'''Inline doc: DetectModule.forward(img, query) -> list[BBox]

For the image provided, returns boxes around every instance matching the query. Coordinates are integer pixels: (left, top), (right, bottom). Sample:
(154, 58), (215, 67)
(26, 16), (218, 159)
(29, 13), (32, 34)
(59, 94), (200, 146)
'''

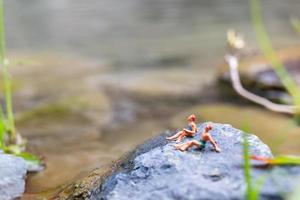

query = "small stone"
(0, 154), (27, 200)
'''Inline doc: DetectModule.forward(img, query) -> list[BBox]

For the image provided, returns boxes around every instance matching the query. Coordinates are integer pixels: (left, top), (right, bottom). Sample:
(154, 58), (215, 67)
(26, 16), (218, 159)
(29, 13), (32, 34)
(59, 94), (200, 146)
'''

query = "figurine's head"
(205, 124), (213, 132)
(187, 114), (196, 122)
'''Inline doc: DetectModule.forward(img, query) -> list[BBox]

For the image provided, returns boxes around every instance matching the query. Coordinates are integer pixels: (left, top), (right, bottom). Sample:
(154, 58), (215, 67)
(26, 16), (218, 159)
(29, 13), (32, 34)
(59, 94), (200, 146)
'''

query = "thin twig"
(225, 54), (297, 114)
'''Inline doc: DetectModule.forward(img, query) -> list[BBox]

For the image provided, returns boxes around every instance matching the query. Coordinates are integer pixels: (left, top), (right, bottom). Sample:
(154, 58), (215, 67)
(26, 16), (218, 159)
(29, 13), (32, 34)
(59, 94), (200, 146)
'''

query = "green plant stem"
(252, 176), (265, 200)
(250, 0), (300, 116)
(0, 1), (41, 168)
(0, 0), (16, 142)
(243, 133), (253, 200)
(0, 105), (5, 148)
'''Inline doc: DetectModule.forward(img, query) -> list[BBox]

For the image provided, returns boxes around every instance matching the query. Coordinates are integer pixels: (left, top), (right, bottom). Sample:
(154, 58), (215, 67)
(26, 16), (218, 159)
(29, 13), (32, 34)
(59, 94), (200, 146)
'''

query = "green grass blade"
(270, 155), (300, 165)
(243, 133), (252, 200)
(0, 1), (41, 170)
(243, 133), (262, 200)
(0, 106), (5, 148)
(15, 152), (41, 165)
(4, 145), (41, 164)
(251, 154), (300, 165)
(15, 151), (43, 172)
(241, 122), (254, 199)
(252, 176), (265, 200)
(0, 0), (16, 141)
(250, 0), (300, 114)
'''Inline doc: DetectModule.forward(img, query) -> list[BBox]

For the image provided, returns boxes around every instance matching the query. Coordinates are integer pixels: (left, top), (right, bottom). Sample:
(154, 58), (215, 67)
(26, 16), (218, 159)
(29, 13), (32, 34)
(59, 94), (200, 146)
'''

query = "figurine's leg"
(166, 131), (183, 141)
(190, 140), (201, 149)
(174, 143), (188, 151)
(174, 140), (200, 151)
(176, 133), (186, 143)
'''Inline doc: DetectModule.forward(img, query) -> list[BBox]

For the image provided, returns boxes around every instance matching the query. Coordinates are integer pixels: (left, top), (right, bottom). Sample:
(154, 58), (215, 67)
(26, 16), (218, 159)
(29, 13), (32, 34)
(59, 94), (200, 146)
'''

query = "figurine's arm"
(208, 135), (221, 152)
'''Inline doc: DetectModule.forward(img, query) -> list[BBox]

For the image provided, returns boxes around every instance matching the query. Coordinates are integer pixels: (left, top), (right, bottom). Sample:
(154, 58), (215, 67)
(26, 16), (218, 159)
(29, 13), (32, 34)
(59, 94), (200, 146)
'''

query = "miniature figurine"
(174, 124), (221, 153)
(166, 114), (198, 143)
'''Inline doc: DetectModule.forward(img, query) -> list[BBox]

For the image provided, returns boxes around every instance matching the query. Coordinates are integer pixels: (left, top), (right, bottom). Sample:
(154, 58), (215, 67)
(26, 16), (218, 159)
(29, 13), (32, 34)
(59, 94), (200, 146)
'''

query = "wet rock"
(55, 122), (300, 200)
(170, 103), (300, 155)
(0, 153), (27, 200)
(218, 47), (300, 104)
(98, 123), (275, 200)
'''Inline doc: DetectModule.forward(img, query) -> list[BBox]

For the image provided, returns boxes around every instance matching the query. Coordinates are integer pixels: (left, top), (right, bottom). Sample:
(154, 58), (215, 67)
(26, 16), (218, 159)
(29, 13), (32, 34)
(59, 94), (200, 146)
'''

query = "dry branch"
(225, 55), (297, 114)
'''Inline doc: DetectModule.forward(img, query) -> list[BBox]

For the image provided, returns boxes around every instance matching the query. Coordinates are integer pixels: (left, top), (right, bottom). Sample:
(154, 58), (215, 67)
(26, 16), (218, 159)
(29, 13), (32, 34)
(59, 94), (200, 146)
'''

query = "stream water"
(3, 0), (300, 197)
(6, 0), (300, 68)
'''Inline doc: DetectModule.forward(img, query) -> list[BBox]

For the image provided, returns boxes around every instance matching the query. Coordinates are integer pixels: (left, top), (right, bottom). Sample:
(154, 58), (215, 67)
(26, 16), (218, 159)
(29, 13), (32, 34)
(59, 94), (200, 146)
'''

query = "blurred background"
(3, 0), (300, 195)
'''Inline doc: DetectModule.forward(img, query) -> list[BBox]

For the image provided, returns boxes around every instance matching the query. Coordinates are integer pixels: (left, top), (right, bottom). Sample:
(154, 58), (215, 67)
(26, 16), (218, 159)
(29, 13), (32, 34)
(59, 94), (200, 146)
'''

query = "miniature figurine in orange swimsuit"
(166, 114), (198, 143)
(174, 124), (221, 153)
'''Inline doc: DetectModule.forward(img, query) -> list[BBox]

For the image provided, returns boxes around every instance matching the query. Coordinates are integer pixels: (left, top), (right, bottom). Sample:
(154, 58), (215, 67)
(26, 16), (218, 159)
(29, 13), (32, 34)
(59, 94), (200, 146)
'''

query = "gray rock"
(96, 123), (300, 200)
(0, 153), (27, 200)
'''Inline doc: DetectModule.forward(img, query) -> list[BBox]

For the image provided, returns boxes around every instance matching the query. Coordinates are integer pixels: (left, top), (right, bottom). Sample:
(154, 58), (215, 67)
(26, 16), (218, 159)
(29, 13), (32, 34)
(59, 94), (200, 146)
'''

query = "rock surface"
(0, 153), (27, 200)
(95, 122), (300, 200)
(169, 104), (300, 155)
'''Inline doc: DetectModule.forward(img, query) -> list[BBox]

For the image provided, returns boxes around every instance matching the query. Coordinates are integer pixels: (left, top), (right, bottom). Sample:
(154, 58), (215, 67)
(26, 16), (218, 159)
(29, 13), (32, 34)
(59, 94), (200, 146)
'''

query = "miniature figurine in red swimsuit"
(166, 114), (198, 143)
(174, 124), (221, 153)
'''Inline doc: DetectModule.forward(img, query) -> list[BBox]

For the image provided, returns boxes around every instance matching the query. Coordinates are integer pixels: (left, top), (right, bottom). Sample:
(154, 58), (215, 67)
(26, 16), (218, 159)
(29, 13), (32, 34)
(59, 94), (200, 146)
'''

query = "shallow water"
(5, 0), (300, 67)
(3, 0), (300, 196)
